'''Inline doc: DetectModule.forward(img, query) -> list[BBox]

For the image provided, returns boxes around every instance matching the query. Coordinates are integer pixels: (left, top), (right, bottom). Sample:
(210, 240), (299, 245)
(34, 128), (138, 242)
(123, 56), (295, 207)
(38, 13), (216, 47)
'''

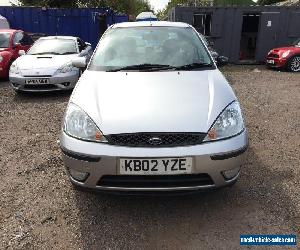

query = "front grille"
(268, 53), (279, 58)
(23, 84), (56, 90)
(106, 133), (207, 147)
(97, 174), (214, 188)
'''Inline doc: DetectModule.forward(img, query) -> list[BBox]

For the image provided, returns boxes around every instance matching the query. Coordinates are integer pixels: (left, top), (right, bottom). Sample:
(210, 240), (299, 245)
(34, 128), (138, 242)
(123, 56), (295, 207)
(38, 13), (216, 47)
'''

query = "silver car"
(9, 36), (93, 92)
(60, 21), (248, 193)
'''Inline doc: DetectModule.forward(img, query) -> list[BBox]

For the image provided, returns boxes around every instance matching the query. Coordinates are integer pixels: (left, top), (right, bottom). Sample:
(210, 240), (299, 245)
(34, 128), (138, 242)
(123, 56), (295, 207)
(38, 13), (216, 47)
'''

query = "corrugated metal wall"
(0, 7), (129, 47)
(169, 6), (300, 63)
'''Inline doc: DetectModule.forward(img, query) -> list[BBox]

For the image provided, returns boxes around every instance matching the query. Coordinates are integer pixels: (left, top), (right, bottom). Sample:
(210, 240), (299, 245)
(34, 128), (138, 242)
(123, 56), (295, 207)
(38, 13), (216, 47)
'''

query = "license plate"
(267, 59), (274, 64)
(119, 157), (193, 175)
(25, 78), (49, 84)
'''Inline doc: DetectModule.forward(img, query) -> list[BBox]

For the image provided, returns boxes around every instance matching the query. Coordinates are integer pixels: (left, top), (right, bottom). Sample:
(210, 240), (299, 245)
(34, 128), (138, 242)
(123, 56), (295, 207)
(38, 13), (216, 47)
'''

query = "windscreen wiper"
(107, 64), (174, 72)
(60, 52), (77, 55)
(30, 52), (61, 55)
(174, 62), (213, 70)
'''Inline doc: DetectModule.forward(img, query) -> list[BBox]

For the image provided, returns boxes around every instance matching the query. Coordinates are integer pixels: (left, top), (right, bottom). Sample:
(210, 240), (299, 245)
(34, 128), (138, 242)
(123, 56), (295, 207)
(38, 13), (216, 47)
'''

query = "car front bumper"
(60, 130), (248, 192)
(266, 57), (287, 68)
(9, 71), (79, 92)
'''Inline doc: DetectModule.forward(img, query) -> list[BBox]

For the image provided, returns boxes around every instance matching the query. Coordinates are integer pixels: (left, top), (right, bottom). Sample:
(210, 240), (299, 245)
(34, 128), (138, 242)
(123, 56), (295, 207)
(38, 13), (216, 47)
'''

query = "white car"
(9, 36), (93, 92)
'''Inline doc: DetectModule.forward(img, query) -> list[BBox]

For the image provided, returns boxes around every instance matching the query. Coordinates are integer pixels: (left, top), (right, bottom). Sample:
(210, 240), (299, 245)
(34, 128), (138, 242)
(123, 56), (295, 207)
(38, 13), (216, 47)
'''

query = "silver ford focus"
(60, 21), (248, 193)
(9, 36), (93, 92)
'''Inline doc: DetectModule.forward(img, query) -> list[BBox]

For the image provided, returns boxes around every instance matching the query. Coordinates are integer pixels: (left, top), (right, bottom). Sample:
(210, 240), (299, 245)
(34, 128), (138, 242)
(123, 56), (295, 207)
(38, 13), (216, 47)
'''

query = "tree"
(18, 0), (78, 8)
(18, 0), (153, 16)
(93, 0), (153, 16)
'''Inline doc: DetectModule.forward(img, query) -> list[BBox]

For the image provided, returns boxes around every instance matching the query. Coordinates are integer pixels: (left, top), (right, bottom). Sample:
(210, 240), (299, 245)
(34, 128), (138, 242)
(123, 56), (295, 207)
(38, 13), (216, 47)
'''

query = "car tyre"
(287, 56), (300, 72)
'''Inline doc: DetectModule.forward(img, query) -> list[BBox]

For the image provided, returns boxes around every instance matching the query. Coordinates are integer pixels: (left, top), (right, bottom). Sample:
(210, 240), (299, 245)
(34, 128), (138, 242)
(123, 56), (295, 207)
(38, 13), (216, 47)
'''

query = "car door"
(255, 12), (280, 62)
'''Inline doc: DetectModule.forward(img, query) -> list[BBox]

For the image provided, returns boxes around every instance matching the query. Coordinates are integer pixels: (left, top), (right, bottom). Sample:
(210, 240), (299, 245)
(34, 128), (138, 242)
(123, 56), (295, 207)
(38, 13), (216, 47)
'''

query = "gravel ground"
(0, 65), (299, 249)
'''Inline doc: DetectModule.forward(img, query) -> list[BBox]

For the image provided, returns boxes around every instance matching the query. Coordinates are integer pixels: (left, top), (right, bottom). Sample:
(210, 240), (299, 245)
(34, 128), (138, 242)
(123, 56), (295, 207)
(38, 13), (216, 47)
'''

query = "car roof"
(112, 21), (191, 29)
(39, 36), (77, 40)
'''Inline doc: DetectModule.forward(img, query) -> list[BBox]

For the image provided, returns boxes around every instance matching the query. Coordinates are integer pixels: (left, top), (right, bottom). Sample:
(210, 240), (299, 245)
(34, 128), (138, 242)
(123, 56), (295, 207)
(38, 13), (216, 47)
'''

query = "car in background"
(0, 29), (33, 78)
(9, 36), (93, 92)
(60, 21), (248, 193)
(266, 38), (300, 72)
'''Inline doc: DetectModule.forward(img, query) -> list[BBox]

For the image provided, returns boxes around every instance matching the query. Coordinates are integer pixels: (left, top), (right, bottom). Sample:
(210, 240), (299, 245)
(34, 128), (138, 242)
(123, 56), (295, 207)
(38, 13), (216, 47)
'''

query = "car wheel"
(287, 56), (300, 72)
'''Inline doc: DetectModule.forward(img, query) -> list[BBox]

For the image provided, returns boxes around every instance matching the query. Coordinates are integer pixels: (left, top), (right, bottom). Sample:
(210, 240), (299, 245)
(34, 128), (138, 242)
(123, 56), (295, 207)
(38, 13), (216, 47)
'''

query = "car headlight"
(64, 103), (107, 142)
(204, 101), (245, 141)
(0, 55), (3, 63)
(10, 64), (20, 74)
(282, 50), (290, 58)
(58, 63), (74, 74)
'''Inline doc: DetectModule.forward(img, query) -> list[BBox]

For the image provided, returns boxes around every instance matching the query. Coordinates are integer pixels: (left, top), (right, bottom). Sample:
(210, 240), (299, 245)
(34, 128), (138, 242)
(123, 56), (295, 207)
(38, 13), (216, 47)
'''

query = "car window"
(0, 32), (11, 48)
(89, 26), (213, 71)
(77, 38), (86, 52)
(27, 38), (78, 55)
(13, 32), (24, 45)
(21, 33), (34, 45)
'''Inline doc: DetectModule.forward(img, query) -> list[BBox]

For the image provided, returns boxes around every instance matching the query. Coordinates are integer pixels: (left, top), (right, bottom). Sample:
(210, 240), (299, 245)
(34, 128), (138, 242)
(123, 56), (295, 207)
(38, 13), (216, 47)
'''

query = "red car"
(0, 29), (34, 78)
(266, 38), (300, 72)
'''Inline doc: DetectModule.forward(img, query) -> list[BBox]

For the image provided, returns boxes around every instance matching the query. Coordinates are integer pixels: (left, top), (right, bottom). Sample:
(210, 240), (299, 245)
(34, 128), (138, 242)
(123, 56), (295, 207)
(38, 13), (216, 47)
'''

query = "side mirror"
(216, 56), (229, 67)
(72, 57), (87, 68)
(18, 50), (26, 56)
(211, 51), (219, 60)
(208, 40), (215, 47)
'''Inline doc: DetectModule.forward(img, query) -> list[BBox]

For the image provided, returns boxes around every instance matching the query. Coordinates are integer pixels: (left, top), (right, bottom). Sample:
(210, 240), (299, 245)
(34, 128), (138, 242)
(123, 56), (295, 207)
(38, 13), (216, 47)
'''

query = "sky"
(0, 0), (11, 5)
(149, 0), (169, 11)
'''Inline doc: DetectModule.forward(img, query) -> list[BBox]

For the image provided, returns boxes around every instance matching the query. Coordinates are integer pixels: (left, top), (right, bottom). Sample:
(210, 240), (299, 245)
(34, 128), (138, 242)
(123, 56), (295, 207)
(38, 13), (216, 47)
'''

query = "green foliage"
(78, 0), (152, 16)
(18, 0), (152, 16)
(18, 0), (78, 8)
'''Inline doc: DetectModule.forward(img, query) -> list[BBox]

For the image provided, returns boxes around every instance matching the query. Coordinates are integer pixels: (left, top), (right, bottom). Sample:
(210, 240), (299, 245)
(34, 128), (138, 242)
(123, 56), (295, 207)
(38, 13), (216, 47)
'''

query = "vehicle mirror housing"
(208, 40), (215, 47)
(18, 50), (26, 56)
(216, 56), (229, 67)
(72, 57), (87, 68)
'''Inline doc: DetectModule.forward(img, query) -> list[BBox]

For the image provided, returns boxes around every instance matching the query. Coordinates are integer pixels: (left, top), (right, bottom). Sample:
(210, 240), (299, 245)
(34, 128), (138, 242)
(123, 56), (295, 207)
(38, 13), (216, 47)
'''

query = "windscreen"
(89, 26), (213, 71)
(0, 33), (11, 48)
(27, 38), (77, 55)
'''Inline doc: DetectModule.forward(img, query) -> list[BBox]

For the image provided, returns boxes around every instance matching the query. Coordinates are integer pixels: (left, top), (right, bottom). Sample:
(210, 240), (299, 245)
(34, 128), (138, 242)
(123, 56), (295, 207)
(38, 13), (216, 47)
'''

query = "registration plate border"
(117, 156), (195, 175)
(25, 78), (50, 85)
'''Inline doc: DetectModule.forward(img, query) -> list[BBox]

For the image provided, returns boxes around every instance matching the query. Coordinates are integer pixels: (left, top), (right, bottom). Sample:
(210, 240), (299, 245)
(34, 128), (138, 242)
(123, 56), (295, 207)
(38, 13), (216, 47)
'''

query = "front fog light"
(69, 169), (89, 182)
(222, 167), (240, 180)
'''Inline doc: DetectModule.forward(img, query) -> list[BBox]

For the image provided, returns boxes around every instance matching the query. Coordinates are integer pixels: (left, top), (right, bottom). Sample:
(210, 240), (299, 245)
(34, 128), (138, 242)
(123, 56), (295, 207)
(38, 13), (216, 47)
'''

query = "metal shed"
(169, 6), (300, 63)
(0, 7), (128, 47)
